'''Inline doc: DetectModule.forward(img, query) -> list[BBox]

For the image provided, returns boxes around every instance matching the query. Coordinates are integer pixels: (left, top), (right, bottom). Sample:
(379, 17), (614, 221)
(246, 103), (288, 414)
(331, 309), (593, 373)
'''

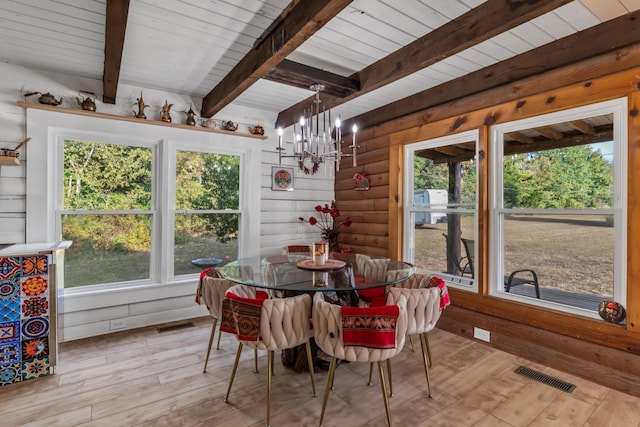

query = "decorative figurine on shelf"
(353, 172), (370, 191)
(24, 91), (63, 106)
(159, 100), (173, 123)
(221, 120), (238, 132)
(200, 118), (214, 128)
(132, 93), (149, 119)
(249, 125), (264, 135)
(184, 106), (197, 126)
(76, 93), (96, 111)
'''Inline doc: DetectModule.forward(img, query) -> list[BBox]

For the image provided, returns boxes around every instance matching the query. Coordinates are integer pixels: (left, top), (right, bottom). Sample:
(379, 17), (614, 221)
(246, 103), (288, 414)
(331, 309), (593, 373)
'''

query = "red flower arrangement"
(299, 201), (352, 252)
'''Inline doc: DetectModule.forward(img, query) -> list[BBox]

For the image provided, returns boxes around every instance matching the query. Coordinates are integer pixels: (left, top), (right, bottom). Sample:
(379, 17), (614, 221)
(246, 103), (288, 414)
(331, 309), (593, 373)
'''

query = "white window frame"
(489, 97), (627, 317)
(403, 129), (479, 292)
(26, 108), (261, 308)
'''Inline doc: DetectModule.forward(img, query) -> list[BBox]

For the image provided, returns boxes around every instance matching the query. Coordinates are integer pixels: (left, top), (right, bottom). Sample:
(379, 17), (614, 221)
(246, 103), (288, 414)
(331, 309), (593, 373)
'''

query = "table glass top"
(219, 255), (415, 292)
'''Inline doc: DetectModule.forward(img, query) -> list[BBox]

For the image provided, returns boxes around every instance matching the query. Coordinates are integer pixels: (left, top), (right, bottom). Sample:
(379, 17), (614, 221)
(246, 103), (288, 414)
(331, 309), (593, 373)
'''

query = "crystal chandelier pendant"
(276, 83), (358, 175)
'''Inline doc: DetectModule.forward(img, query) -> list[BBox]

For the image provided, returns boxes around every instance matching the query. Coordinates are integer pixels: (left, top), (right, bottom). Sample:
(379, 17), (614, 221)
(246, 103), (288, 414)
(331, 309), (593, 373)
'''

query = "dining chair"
(222, 284), (316, 427)
(385, 274), (449, 397)
(196, 273), (259, 373)
(312, 292), (408, 427)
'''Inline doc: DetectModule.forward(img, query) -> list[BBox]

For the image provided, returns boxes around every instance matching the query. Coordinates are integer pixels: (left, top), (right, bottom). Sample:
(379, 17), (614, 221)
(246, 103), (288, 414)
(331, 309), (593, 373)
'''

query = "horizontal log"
(339, 243), (388, 258)
(336, 184), (389, 201)
(342, 222), (388, 237)
(336, 159), (391, 179)
(335, 171), (389, 191)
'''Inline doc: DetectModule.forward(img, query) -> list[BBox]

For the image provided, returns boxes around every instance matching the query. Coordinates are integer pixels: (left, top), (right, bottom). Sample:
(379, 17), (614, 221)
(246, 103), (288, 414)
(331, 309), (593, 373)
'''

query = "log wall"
(334, 46), (640, 396)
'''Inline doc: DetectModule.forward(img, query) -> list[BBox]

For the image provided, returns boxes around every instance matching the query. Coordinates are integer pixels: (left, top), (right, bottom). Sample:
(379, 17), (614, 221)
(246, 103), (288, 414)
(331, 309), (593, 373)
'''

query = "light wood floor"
(2, 316), (639, 427)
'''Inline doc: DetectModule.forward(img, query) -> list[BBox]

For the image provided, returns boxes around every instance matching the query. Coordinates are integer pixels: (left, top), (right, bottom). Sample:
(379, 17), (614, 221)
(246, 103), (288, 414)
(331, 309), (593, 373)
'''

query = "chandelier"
(276, 83), (358, 175)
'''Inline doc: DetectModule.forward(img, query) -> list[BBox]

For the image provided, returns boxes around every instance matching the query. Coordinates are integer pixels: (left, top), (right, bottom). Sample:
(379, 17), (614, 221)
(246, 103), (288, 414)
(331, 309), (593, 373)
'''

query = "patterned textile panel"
(0, 255), (51, 386)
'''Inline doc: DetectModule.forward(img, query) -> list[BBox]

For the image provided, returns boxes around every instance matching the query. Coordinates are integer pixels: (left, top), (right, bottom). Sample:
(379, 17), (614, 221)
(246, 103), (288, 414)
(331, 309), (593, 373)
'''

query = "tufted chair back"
(223, 284), (316, 426)
(363, 258), (390, 283)
(386, 270), (430, 289)
(313, 291), (407, 426)
(197, 275), (235, 373)
(386, 285), (441, 336)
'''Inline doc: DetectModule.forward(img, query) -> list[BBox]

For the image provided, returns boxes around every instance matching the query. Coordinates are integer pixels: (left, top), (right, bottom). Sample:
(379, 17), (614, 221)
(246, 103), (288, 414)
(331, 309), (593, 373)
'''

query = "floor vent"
(514, 366), (576, 393)
(157, 322), (195, 333)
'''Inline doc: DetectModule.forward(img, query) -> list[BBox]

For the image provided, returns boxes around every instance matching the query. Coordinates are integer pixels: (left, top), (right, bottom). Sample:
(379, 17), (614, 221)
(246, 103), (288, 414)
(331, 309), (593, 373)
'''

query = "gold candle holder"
(312, 240), (329, 266)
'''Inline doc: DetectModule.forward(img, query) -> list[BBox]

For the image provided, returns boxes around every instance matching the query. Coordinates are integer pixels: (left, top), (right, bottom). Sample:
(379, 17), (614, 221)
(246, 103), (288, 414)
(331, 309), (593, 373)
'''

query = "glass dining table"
(219, 254), (415, 293)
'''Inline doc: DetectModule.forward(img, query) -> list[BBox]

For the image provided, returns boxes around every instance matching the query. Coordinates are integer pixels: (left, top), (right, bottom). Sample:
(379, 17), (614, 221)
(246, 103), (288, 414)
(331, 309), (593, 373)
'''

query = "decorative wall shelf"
(0, 156), (20, 165)
(17, 101), (268, 140)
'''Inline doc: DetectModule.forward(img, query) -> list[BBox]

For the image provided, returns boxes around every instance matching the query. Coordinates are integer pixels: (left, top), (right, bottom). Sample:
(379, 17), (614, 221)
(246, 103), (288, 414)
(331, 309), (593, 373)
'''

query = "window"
(23, 109), (261, 299)
(490, 98), (627, 317)
(403, 130), (478, 291)
(173, 150), (240, 276)
(61, 140), (154, 287)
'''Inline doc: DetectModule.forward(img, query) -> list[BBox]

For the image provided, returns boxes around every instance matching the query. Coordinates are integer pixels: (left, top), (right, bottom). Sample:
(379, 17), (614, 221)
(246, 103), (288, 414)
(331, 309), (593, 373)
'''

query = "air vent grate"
(157, 322), (195, 333)
(514, 366), (576, 393)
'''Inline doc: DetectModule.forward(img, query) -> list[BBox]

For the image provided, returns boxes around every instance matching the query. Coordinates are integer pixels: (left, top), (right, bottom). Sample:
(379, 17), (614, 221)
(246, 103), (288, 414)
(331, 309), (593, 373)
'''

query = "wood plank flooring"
(2, 316), (639, 427)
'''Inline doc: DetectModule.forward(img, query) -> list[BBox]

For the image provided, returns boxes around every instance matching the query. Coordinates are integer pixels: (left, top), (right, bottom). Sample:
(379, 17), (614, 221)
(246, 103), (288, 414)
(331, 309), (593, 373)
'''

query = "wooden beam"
(201, 0), (352, 118)
(103, 0), (130, 104)
(533, 126), (564, 140)
(263, 59), (360, 98)
(504, 129), (613, 156)
(276, 0), (573, 128)
(568, 120), (596, 135)
(346, 9), (640, 132)
(506, 131), (535, 144)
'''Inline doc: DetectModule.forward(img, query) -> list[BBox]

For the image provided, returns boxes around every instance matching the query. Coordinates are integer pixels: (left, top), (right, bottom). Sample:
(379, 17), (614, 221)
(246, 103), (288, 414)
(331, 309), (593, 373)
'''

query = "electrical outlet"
(473, 327), (490, 342)
(110, 319), (127, 330)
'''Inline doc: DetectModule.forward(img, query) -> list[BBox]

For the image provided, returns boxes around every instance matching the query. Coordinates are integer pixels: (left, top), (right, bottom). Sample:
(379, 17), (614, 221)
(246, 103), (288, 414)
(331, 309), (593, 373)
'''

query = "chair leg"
(254, 348), (259, 373)
(387, 359), (393, 397)
(424, 332), (432, 368)
(203, 318), (217, 373)
(368, 362), (374, 385)
(304, 341), (317, 397)
(319, 356), (338, 426)
(420, 333), (433, 398)
(215, 320), (223, 350)
(224, 342), (243, 403)
(267, 350), (273, 427)
(377, 361), (393, 427)
(408, 334), (415, 352)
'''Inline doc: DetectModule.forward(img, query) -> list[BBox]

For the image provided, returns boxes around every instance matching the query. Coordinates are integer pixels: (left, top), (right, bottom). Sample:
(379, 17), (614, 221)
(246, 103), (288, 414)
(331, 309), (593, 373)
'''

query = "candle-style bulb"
(277, 127), (283, 136)
(352, 123), (358, 134)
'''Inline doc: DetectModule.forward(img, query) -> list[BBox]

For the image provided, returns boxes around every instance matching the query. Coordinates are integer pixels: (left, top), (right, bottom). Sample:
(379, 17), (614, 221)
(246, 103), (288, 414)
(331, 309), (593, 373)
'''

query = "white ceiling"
(0, 0), (638, 123)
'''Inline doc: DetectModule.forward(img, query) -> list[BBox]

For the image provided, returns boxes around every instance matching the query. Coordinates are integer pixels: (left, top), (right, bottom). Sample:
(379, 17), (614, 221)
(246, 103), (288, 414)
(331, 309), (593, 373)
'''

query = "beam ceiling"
(276, 0), (573, 128)
(103, 0), (130, 104)
(345, 9), (640, 133)
(200, 0), (353, 118)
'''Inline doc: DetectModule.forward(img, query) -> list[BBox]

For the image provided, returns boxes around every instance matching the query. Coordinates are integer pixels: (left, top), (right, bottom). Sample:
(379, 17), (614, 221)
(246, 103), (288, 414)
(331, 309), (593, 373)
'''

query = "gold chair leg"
(267, 350), (273, 427)
(387, 359), (393, 397)
(420, 333), (433, 398)
(424, 332), (432, 368)
(203, 318), (217, 373)
(224, 342), (243, 403)
(377, 361), (393, 427)
(408, 334), (415, 352)
(215, 320), (223, 350)
(254, 348), (259, 373)
(368, 362), (374, 385)
(319, 356), (338, 426)
(305, 341), (317, 397)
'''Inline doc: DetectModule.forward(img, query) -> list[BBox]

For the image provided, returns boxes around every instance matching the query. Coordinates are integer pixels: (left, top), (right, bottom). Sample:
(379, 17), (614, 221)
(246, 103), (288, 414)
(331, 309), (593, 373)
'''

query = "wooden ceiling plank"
(568, 120), (596, 134)
(534, 126), (564, 140)
(276, 0), (573, 128)
(262, 59), (360, 98)
(347, 9), (640, 132)
(507, 132), (535, 144)
(201, 0), (353, 118)
(103, 0), (130, 104)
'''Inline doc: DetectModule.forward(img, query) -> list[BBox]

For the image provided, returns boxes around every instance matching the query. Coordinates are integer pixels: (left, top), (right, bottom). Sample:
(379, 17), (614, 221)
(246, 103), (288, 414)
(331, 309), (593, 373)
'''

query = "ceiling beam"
(103, 0), (130, 104)
(263, 59), (360, 98)
(276, 0), (573, 128)
(346, 9), (640, 132)
(201, 0), (353, 118)
(568, 120), (596, 135)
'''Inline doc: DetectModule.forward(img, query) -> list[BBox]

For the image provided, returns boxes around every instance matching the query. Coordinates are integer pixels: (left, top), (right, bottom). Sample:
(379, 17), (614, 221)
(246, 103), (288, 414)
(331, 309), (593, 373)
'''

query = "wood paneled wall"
(334, 46), (640, 395)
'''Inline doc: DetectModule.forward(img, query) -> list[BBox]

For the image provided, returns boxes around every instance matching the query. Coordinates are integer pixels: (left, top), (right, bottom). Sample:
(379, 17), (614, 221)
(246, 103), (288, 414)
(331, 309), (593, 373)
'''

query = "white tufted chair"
(313, 292), (408, 427)
(223, 284), (316, 427)
(386, 274), (443, 398)
(197, 275), (235, 373)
